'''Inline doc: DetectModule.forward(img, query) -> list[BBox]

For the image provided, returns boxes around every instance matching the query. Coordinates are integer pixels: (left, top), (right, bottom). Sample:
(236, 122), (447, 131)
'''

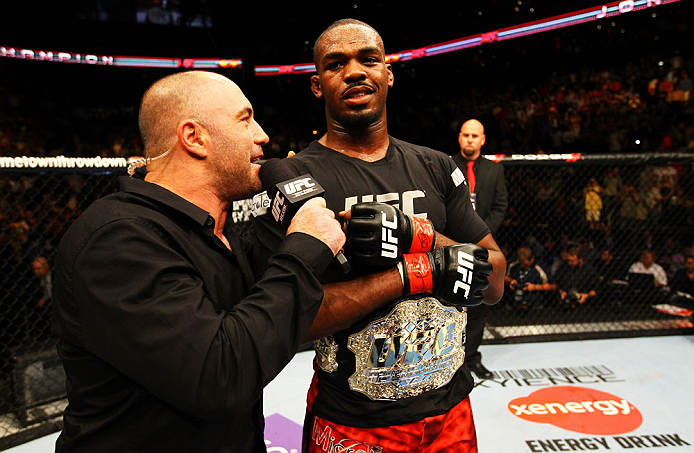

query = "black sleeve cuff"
(278, 232), (335, 278)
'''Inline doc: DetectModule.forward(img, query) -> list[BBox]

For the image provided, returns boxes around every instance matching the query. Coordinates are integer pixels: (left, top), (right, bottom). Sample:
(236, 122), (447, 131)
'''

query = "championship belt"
(347, 296), (466, 401)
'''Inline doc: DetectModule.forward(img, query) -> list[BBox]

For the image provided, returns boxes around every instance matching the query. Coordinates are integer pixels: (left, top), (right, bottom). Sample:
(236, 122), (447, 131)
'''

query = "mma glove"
(398, 243), (492, 307)
(346, 202), (436, 267)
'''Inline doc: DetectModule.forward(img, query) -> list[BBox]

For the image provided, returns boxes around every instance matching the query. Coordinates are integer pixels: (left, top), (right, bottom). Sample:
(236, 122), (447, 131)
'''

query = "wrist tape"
(407, 217), (436, 253)
(399, 253), (434, 295)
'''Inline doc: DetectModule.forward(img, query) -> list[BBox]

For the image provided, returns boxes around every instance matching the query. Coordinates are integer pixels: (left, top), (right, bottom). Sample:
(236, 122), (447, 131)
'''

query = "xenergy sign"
(509, 387), (641, 435)
(509, 386), (691, 451)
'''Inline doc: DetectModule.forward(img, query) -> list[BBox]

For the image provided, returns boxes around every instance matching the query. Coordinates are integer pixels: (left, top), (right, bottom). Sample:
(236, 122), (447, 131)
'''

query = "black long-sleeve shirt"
(52, 176), (333, 452)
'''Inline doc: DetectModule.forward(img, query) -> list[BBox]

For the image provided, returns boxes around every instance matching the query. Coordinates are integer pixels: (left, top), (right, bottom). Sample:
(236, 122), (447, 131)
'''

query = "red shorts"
(302, 396), (478, 453)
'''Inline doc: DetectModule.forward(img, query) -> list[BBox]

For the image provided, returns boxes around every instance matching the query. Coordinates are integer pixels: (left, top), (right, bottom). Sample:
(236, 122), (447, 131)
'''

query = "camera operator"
(554, 245), (599, 308)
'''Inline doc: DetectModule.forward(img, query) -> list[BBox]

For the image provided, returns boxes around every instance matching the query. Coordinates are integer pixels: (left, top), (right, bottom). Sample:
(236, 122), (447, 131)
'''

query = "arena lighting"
(254, 63), (316, 75)
(110, 56), (182, 68)
(0, 0), (680, 71)
(181, 58), (243, 69)
(0, 48), (241, 69)
(255, 0), (679, 75)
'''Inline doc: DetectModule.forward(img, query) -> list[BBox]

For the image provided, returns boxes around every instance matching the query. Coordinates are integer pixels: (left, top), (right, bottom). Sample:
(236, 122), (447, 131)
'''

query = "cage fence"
(0, 152), (692, 448)
(487, 152), (694, 342)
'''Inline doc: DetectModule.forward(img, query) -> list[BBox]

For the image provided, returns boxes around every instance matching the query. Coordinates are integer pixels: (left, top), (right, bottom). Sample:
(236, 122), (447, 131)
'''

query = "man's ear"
(179, 120), (207, 158)
(310, 75), (323, 99)
(386, 63), (394, 88)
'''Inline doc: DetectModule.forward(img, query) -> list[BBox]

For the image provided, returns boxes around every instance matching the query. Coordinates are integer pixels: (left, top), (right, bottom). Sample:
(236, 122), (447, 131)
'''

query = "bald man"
(52, 71), (347, 452)
(452, 119), (508, 380)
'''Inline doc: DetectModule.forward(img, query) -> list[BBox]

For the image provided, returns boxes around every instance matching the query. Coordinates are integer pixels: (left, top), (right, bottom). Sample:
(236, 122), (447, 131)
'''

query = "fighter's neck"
(319, 128), (390, 162)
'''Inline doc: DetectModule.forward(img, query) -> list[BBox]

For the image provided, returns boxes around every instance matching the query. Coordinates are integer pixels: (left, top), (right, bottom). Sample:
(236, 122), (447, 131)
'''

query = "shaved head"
(138, 71), (239, 158)
(461, 119), (485, 135)
(313, 18), (384, 67)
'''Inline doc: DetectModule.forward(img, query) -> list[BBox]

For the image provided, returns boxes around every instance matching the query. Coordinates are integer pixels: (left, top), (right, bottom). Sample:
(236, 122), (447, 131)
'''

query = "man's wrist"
(396, 261), (405, 290)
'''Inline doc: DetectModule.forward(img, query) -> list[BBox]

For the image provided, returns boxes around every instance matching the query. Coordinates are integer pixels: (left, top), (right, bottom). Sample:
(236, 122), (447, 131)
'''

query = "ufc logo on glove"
(381, 212), (399, 259)
(454, 251), (475, 298)
(346, 202), (491, 307)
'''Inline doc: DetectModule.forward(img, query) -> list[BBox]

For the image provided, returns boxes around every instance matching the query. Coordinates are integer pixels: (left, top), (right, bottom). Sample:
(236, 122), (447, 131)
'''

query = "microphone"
(259, 158), (350, 274)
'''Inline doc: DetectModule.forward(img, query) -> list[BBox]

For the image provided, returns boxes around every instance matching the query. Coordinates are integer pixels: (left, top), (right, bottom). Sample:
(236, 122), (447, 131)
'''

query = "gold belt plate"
(347, 297), (466, 401)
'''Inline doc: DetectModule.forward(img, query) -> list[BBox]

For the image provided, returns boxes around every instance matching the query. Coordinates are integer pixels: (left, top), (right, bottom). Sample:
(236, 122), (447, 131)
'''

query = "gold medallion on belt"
(346, 296), (466, 401)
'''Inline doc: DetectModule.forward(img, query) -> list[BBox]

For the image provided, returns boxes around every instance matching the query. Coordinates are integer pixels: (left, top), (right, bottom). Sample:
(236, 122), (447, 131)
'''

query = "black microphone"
(259, 158), (350, 274)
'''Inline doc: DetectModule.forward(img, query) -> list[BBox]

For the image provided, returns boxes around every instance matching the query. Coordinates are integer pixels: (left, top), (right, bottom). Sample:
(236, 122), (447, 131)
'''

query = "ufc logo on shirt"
(344, 190), (426, 218)
(381, 212), (398, 259)
(454, 250), (475, 298)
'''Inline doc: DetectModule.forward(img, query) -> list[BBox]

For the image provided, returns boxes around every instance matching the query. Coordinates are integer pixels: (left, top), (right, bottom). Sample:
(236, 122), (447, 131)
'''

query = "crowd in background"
(1, 5), (693, 160)
(1, 52), (692, 160)
(0, 7), (693, 348)
(426, 53), (694, 155)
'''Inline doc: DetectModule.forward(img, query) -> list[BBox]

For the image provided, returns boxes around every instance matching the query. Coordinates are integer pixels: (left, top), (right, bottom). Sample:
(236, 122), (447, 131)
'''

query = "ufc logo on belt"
(381, 212), (398, 259)
(454, 251), (475, 298)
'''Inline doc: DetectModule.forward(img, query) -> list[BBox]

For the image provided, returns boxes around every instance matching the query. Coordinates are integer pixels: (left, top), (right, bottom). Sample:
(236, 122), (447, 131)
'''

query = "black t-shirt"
(254, 137), (490, 427)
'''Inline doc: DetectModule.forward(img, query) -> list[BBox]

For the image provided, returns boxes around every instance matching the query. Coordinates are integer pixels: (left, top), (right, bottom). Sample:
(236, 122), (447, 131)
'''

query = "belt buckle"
(347, 297), (466, 401)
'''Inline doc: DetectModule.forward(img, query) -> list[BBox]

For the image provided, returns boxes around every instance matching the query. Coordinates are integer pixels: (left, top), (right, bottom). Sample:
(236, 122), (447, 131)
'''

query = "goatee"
(337, 110), (381, 131)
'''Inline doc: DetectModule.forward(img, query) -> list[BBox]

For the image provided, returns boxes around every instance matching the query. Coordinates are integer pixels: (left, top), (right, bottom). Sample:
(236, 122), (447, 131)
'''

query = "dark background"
(0, 1), (691, 157)
(0, 5), (692, 445)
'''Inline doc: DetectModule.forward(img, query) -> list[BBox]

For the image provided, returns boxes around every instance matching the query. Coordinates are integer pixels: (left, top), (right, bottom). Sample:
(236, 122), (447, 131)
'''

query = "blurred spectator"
(628, 250), (668, 287)
(595, 248), (627, 302)
(554, 245), (599, 307)
(637, 229), (655, 255)
(602, 167), (623, 223)
(535, 234), (560, 274)
(678, 70), (692, 95)
(31, 256), (52, 309)
(595, 248), (627, 285)
(583, 177), (603, 230)
(670, 255), (694, 297)
(657, 237), (684, 278)
(30, 256), (53, 341)
(616, 184), (648, 246)
(669, 245), (693, 276)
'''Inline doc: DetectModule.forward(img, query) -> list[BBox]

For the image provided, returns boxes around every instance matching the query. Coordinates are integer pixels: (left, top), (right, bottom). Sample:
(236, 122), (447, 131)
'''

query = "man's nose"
(252, 120), (269, 145)
(344, 59), (367, 82)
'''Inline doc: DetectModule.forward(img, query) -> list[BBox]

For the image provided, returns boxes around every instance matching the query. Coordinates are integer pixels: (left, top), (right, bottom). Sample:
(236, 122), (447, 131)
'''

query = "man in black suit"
(452, 119), (508, 380)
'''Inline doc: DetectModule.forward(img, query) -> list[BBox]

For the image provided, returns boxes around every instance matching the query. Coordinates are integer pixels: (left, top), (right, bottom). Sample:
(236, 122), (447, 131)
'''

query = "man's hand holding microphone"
(260, 158), (346, 262)
(288, 197), (345, 257)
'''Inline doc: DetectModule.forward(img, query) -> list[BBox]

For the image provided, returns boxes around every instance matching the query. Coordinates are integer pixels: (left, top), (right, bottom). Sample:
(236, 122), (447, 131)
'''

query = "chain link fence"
(486, 152), (694, 343)
(0, 153), (693, 448)
(0, 169), (124, 449)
